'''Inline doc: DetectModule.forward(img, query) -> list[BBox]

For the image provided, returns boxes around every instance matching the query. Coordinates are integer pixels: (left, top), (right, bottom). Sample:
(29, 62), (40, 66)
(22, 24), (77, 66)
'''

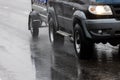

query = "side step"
(56, 31), (71, 37)
(57, 30), (74, 42)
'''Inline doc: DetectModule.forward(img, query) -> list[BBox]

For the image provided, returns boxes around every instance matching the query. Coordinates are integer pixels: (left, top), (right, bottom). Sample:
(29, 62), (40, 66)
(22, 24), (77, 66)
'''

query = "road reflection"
(29, 31), (120, 80)
(30, 35), (52, 80)
(51, 42), (120, 80)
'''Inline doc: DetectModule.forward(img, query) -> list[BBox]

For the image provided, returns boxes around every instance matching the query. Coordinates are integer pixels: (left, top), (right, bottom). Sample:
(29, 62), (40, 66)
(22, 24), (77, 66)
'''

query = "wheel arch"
(48, 7), (58, 30)
(73, 10), (86, 28)
(73, 10), (91, 39)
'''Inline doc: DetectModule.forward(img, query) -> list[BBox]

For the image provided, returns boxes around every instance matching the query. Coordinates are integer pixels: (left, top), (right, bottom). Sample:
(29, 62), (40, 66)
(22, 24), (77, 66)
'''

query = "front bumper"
(85, 19), (120, 41)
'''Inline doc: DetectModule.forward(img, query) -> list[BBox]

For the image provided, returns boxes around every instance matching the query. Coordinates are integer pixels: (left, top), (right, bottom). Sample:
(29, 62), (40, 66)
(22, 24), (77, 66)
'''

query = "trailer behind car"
(28, 0), (47, 37)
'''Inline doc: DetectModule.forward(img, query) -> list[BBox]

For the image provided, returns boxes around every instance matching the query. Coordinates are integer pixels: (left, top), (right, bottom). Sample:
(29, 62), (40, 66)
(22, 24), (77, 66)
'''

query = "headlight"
(88, 5), (113, 15)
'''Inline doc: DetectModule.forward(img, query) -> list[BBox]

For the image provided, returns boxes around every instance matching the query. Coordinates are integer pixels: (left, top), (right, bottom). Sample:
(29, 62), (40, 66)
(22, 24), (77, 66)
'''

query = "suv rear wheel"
(49, 17), (64, 47)
(29, 17), (39, 37)
(74, 23), (94, 59)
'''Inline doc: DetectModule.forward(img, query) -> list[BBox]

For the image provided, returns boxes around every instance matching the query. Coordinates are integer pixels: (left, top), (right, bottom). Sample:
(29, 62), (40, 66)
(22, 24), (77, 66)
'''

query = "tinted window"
(69, 0), (88, 4)
(32, 0), (47, 4)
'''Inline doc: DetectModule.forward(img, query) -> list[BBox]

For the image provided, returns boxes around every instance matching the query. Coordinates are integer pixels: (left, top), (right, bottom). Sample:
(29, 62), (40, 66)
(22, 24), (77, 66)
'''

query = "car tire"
(74, 23), (94, 59)
(49, 17), (64, 47)
(29, 17), (39, 37)
(118, 45), (120, 55)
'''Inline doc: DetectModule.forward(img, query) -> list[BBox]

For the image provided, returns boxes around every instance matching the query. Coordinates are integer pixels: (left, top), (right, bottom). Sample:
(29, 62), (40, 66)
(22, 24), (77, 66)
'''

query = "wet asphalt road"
(1, 0), (120, 80)
(0, 0), (35, 80)
(33, 28), (120, 80)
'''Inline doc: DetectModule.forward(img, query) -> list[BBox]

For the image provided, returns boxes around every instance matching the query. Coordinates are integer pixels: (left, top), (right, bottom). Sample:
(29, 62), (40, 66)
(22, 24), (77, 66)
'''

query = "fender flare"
(73, 10), (87, 20)
(73, 10), (91, 38)
(48, 7), (58, 30)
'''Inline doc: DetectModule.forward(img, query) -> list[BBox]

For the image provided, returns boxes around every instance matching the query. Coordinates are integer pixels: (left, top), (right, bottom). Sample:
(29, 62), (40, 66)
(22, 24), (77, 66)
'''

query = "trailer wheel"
(29, 17), (39, 37)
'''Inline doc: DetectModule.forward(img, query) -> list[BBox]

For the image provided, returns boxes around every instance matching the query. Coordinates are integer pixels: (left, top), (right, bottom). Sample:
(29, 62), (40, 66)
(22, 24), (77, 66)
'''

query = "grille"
(112, 5), (120, 17)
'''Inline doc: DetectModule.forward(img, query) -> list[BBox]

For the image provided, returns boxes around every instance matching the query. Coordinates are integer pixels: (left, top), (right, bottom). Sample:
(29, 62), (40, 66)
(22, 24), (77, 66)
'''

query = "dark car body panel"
(48, 0), (120, 44)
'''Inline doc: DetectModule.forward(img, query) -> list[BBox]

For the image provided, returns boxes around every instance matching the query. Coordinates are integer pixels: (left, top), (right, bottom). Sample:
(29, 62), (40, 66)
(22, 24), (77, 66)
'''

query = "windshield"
(96, 0), (120, 4)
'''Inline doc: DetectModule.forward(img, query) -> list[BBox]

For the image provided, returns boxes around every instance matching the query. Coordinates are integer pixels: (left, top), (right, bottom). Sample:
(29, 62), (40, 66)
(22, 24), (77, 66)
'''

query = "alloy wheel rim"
(50, 24), (54, 43)
(75, 31), (81, 54)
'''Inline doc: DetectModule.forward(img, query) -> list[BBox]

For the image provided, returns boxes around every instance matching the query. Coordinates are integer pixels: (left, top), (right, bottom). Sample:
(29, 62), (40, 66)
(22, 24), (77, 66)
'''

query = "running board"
(56, 31), (71, 37)
(70, 37), (74, 42)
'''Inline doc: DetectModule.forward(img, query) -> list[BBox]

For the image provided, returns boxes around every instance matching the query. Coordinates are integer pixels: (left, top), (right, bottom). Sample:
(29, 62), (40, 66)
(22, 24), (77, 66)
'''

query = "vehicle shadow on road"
(51, 41), (120, 80)
(29, 34), (120, 80)
(30, 35), (52, 80)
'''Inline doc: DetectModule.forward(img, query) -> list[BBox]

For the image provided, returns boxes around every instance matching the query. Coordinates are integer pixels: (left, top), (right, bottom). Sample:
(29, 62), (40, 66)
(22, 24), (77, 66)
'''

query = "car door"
(62, 0), (88, 33)
(62, 0), (74, 33)
(54, 0), (64, 29)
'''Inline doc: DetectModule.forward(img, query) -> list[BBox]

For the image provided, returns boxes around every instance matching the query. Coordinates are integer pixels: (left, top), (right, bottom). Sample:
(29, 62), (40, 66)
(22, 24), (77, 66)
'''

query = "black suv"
(48, 0), (120, 59)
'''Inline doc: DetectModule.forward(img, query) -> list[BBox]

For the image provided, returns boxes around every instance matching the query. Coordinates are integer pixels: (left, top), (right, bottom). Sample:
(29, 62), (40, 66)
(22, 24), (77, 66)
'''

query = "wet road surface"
(0, 0), (35, 80)
(32, 28), (120, 80)
(1, 0), (120, 80)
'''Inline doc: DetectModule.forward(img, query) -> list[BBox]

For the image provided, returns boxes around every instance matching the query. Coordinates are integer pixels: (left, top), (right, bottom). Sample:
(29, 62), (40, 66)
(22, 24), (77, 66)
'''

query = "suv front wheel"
(49, 17), (64, 47)
(74, 23), (94, 59)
